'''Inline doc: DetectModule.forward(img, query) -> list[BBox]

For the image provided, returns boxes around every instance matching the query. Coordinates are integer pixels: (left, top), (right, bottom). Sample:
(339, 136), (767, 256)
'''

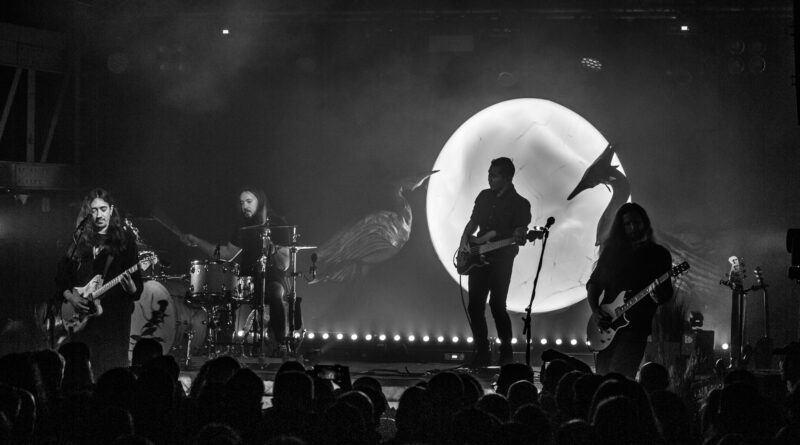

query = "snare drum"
(188, 260), (239, 305)
(129, 281), (208, 359)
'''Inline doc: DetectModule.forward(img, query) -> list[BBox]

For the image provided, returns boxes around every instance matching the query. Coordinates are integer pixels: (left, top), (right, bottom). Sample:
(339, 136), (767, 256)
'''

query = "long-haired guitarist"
(458, 157), (531, 367)
(587, 202), (673, 377)
(55, 188), (143, 376)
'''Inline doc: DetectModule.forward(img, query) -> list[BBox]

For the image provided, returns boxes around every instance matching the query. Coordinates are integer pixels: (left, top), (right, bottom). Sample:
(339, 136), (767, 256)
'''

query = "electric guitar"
(586, 261), (690, 352)
(455, 229), (542, 275)
(720, 256), (747, 368)
(61, 253), (157, 336)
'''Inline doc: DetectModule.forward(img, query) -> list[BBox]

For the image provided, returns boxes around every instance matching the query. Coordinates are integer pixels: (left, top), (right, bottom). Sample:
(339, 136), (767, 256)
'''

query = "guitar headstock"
(671, 261), (690, 276)
(138, 253), (159, 271)
(728, 256), (746, 288)
(753, 266), (767, 288)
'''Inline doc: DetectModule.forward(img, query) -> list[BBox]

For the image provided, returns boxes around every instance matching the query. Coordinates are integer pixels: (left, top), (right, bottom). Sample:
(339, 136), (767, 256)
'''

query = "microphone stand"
(522, 218), (554, 367)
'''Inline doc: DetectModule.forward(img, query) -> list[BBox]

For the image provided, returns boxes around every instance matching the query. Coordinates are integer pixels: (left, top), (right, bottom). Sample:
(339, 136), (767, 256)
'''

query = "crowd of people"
(2, 338), (800, 445)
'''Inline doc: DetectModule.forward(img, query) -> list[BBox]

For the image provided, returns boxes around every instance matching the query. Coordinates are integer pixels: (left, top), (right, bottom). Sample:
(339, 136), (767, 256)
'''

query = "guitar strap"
(102, 254), (114, 281)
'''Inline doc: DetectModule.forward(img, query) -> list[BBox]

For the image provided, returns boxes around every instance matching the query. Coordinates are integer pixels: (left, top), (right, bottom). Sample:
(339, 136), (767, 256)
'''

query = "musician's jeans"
(595, 328), (648, 378)
(468, 255), (514, 351)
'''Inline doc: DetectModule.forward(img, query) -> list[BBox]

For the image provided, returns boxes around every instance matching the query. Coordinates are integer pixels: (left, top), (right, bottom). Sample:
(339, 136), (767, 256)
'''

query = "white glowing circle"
(408, 335), (416, 342)
(322, 333), (330, 340)
(393, 334), (402, 342)
(511, 338), (518, 344)
(365, 334), (373, 341)
(423, 335), (430, 342)
(379, 334), (387, 341)
(307, 332), (316, 339)
(495, 338), (502, 344)
(570, 339), (578, 346)
(350, 334), (358, 341)
(336, 333), (344, 340)
(467, 337), (474, 343)
(427, 98), (623, 313)
(555, 338), (563, 345)
(540, 338), (548, 345)
(452, 336), (459, 343)
(722, 343), (729, 350)
(437, 336), (445, 343)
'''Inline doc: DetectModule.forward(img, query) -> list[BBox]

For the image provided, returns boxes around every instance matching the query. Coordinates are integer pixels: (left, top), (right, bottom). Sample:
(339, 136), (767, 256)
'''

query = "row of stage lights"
(276, 331), (589, 347)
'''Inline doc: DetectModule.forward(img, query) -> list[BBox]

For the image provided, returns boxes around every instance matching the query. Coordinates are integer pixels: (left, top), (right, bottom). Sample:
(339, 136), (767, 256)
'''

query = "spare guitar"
(586, 261), (690, 352)
(60, 253), (158, 337)
(719, 256), (747, 368)
(752, 267), (774, 369)
(454, 229), (542, 275)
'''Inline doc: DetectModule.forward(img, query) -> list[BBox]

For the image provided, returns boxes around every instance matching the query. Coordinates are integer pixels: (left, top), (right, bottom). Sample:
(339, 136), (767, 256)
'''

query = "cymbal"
(277, 244), (317, 250)
(238, 223), (297, 231)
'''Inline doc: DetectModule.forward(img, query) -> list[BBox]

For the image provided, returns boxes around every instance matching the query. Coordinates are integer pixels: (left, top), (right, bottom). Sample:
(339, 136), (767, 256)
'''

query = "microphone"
(545, 216), (555, 229)
(310, 253), (318, 279)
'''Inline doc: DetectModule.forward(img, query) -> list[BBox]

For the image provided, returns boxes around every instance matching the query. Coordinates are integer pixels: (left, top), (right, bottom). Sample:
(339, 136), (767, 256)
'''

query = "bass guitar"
(587, 261), (690, 352)
(61, 253), (157, 336)
(454, 229), (542, 275)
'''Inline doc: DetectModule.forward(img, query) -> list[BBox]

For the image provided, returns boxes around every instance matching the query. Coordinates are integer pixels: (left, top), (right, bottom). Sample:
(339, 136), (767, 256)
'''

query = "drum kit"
(127, 218), (317, 366)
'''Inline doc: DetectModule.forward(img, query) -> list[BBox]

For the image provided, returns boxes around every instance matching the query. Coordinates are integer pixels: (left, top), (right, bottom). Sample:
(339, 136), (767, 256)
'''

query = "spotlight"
(237, 330), (245, 338)
(586, 340), (591, 346)
(350, 334), (358, 341)
(452, 336), (459, 343)
(555, 338), (563, 345)
(307, 332), (316, 339)
(437, 336), (445, 343)
(365, 334), (373, 341)
(379, 334), (387, 341)
(322, 333), (330, 340)
(680, 25), (689, 32)
(495, 338), (502, 345)
(423, 335), (430, 342)
(222, 29), (230, 35)
(570, 339), (578, 346)
(393, 334), (402, 342)
(540, 338), (548, 345)
(408, 335), (416, 342)
(722, 343), (730, 350)
(336, 333), (344, 340)
(467, 337), (474, 343)
(511, 338), (518, 344)
(293, 332), (301, 339)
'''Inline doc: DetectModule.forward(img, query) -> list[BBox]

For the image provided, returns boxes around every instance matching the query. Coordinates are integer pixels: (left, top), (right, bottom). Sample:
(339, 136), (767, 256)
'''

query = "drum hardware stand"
(254, 220), (275, 357)
(522, 218), (555, 367)
(284, 226), (310, 357)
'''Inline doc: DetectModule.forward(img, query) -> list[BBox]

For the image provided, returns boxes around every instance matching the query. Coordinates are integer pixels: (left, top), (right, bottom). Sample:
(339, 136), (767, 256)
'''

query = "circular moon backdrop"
(426, 98), (625, 313)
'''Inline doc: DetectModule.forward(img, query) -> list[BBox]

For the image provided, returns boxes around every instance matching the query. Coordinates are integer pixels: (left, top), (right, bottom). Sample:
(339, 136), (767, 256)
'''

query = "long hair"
(237, 186), (269, 222)
(594, 202), (654, 284)
(600, 202), (653, 253)
(74, 188), (126, 257)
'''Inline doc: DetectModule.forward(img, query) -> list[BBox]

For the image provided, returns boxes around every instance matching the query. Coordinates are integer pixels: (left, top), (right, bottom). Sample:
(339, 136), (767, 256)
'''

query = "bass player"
(56, 188), (143, 376)
(459, 157), (531, 367)
(587, 202), (673, 377)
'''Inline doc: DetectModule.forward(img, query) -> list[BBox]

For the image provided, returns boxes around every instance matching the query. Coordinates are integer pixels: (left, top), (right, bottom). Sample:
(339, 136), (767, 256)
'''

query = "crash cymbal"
(238, 223), (297, 231)
(277, 244), (317, 250)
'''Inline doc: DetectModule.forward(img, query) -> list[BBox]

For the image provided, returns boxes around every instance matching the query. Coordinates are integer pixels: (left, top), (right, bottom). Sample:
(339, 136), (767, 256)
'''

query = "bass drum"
(129, 281), (207, 359)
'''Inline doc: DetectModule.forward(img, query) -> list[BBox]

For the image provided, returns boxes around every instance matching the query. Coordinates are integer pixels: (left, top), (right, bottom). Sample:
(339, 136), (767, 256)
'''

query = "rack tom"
(188, 260), (239, 305)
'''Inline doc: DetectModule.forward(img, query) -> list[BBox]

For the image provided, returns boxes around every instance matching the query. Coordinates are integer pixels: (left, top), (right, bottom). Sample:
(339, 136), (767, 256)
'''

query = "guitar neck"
(613, 271), (672, 321)
(474, 238), (516, 254)
(92, 263), (138, 300)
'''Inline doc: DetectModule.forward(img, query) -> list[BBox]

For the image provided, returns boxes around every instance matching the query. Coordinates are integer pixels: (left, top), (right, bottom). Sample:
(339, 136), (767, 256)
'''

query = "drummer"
(182, 187), (290, 349)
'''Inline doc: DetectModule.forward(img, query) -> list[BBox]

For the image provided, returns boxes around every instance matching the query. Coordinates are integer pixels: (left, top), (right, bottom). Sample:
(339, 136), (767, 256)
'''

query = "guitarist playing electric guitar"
(55, 188), (143, 376)
(586, 203), (674, 378)
(459, 157), (531, 367)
